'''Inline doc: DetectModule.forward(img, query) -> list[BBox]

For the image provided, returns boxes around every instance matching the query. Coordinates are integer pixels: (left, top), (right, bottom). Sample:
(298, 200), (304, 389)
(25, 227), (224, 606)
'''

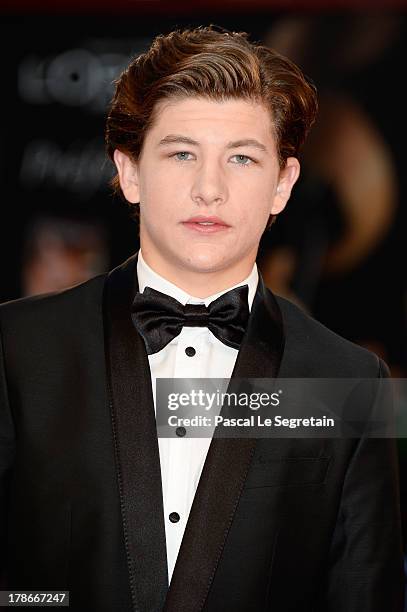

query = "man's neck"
(139, 248), (256, 299)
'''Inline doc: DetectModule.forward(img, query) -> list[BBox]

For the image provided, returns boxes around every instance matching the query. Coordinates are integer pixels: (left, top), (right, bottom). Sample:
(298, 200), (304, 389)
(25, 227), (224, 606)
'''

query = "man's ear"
(113, 149), (140, 204)
(271, 157), (301, 215)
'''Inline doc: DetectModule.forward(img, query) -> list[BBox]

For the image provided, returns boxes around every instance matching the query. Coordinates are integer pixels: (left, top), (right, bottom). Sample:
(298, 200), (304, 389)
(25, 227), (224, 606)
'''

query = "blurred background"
(1, 0), (406, 589)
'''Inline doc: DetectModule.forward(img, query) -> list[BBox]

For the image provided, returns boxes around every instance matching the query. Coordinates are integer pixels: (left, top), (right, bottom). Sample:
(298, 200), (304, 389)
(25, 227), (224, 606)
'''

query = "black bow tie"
(131, 285), (250, 355)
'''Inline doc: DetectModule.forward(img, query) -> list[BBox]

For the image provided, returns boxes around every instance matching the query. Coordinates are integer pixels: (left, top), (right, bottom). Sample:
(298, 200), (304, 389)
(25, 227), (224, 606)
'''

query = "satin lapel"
(164, 274), (285, 612)
(103, 252), (168, 612)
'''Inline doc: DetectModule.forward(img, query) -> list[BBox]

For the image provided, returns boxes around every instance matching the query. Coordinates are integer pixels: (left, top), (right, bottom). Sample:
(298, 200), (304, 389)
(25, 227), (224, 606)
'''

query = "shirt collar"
(137, 249), (258, 312)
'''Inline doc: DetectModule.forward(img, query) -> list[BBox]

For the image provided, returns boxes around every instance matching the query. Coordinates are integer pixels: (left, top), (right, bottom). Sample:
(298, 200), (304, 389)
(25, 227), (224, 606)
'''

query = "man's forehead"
(148, 96), (274, 142)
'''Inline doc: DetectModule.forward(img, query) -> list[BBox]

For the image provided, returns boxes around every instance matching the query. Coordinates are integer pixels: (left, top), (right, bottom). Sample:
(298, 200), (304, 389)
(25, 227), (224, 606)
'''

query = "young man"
(0, 26), (404, 611)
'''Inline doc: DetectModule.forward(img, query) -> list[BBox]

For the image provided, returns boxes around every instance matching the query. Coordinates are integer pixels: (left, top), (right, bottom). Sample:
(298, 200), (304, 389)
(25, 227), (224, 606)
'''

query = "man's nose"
(190, 161), (228, 206)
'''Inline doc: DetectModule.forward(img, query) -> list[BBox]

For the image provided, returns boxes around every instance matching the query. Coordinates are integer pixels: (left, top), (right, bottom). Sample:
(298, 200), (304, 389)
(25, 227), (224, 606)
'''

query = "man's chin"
(178, 256), (238, 276)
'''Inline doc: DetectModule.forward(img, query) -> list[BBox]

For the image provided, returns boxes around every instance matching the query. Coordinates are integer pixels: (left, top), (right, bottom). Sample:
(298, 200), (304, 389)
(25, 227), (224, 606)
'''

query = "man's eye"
(231, 154), (254, 166)
(172, 151), (193, 161)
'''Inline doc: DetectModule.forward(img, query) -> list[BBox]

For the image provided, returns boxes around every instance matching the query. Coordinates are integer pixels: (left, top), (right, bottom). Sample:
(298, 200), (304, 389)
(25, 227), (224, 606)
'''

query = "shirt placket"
(164, 326), (208, 581)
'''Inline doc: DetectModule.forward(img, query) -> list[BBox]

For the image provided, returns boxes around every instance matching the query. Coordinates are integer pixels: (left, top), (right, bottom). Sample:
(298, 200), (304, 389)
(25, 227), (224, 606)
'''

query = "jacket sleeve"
(315, 357), (405, 611)
(0, 321), (16, 587)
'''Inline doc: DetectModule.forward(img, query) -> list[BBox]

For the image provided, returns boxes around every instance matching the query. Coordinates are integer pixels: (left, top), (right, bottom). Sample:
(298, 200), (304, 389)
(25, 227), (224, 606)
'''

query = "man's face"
(115, 97), (299, 283)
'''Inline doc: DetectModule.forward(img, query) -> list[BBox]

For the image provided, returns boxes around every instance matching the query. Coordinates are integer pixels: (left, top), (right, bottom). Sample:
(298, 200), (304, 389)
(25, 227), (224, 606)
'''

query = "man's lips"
(181, 215), (231, 234)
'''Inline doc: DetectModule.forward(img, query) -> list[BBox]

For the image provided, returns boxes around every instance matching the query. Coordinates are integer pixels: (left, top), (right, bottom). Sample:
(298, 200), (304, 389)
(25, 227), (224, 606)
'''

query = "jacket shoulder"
(275, 294), (384, 377)
(0, 273), (107, 334)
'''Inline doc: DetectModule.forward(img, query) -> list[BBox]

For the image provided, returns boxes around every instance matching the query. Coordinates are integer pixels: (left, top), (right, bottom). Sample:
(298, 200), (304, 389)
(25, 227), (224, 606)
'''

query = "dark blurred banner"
(2, 0), (407, 11)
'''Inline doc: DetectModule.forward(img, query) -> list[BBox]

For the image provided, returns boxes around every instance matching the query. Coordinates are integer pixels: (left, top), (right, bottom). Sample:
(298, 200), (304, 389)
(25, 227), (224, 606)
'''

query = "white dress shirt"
(136, 249), (259, 583)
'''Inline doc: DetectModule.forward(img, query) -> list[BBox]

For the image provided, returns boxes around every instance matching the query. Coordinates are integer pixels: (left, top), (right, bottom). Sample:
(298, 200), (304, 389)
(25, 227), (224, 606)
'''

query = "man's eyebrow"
(158, 135), (199, 147)
(226, 139), (268, 152)
(157, 135), (268, 152)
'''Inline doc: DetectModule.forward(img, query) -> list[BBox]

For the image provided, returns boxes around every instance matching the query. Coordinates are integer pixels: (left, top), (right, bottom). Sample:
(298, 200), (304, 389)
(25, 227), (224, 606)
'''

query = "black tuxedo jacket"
(0, 252), (404, 611)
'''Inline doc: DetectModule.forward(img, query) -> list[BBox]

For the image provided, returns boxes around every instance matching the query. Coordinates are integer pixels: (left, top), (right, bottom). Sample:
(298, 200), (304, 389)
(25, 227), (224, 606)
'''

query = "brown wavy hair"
(105, 25), (318, 210)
